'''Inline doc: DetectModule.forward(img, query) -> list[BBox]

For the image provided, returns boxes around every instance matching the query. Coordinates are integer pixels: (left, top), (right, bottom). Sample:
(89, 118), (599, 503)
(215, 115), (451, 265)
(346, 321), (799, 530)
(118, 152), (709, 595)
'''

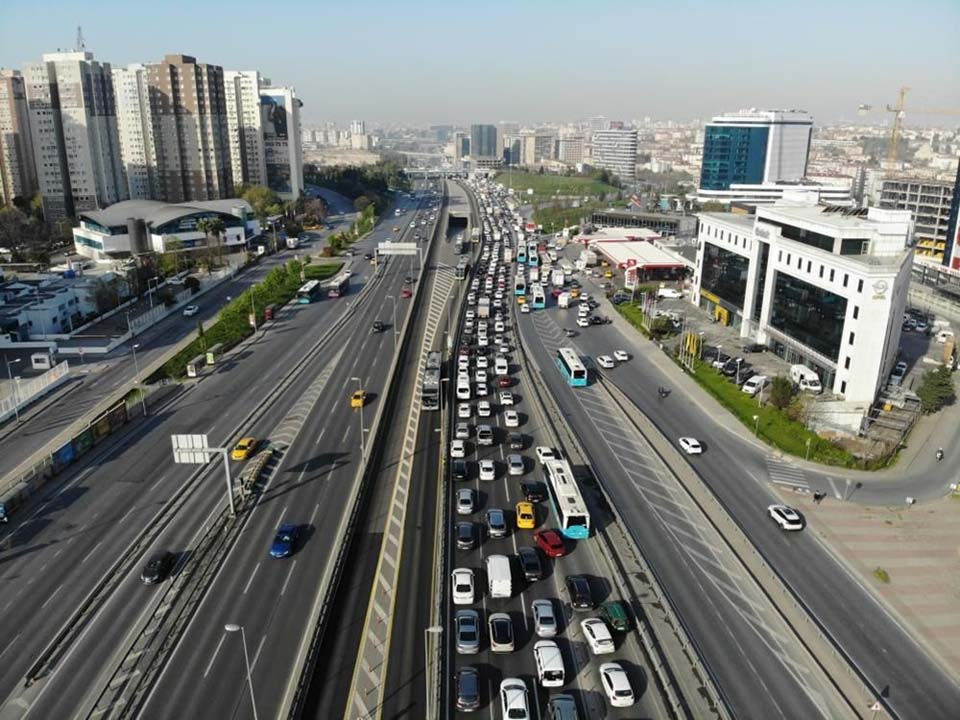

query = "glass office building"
(769, 271), (847, 362)
(699, 125), (769, 191)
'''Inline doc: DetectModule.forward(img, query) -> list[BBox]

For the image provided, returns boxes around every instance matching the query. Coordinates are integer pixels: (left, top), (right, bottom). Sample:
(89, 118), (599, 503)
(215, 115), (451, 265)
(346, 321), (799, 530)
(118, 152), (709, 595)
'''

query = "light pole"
(735, 358), (743, 385)
(423, 625), (443, 720)
(753, 414), (760, 436)
(131, 343), (148, 417)
(715, 344), (723, 367)
(352, 376), (365, 458)
(147, 277), (160, 310)
(249, 291), (258, 333)
(224, 624), (259, 720)
(698, 331), (705, 361)
(387, 295), (398, 351)
(5, 357), (22, 422)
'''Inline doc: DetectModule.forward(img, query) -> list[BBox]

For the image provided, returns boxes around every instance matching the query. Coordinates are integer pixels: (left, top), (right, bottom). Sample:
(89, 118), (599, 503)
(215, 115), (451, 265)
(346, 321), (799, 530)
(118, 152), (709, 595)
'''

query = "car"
(507, 454), (525, 476)
(455, 609), (480, 655)
(891, 360), (908, 384)
(486, 508), (508, 538)
(465, 309), (476, 321)
(521, 304), (531, 314)
(269, 523), (299, 558)
(499, 679), (530, 720)
(488, 613), (515, 653)
(478, 400), (492, 417)
(517, 546), (543, 581)
(479, 459), (496, 481)
(403, 275), (414, 284)
(455, 422), (471, 439)
(581, 617), (616, 655)
(590, 316), (608, 326)
(597, 355), (615, 369)
(231, 437), (258, 461)
(741, 375), (769, 396)
(534, 528), (566, 558)
(599, 600), (631, 632)
(450, 439), (467, 458)
(504, 410), (519, 428)
(140, 550), (175, 585)
(455, 666), (481, 712)
(451, 458), (468, 482)
(497, 375), (511, 388)
(475, 383), (489, 397)
(363, 252), (374, 261)
(599, 662), (635, 707)
(565, 575), (594, 610)
(456, 521), (477, 550)
(563, 328), (577, 337)
(768, 504), (804, 531)
(516, 501), (536, 529)
(532, 599), (558, 638)
(458, 403), (472, 419)
(721, 357), (747, 377)
(613, 350), (629, 362)
(508, 432), (525, 450)
(742, 342), (767, 354)
(678, 437), (703, 455)
(476, 354), (489, 369)
(182, 304), (199, 317)
(521, 480), (547, 503)
(498, 342), (510, 354)
(535, 446), (556, 464)
(456, 488), (475, 515)
(372, 320), (385, 333)
(477, 425), (494, 446)
(546, 695), (578, 719)
(400, 288), (412, 299)
(452, 568), (475, 605)
(474, 369), (488, 384)
(499, 390), (514, 406)
(576, 317), (590, 328)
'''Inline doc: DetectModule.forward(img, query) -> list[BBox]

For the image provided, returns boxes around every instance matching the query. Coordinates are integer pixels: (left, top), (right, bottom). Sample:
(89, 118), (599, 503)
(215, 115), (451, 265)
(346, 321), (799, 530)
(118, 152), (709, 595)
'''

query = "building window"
(807, 261), (812, 273)
(853, 305), (859, 319)
(769, 271), (848, 361)
(844, 357), (851, 370)
(787, 253), (791, 264)
(843, 274), (849, 288)
(857, 278), (863, 293)
(819, 265), (824, 278)
(849, 331), (855, 345)
(829, 269), (835, 282)
(840, 380), (847, 394)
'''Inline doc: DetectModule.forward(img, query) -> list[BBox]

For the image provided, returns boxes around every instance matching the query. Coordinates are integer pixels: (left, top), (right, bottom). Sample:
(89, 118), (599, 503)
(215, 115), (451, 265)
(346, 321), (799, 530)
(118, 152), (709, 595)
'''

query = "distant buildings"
(879, 177), (955, 263)
(557, 133), (584, 164)
(470, 124), (498, 160)
(591, 128), (637, 184)
(0, 70), (37, 205)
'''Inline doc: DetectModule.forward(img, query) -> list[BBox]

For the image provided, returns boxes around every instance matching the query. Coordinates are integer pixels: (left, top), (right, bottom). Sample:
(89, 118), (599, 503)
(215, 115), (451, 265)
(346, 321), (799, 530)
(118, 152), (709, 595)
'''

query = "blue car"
(269, 523), (299, 558)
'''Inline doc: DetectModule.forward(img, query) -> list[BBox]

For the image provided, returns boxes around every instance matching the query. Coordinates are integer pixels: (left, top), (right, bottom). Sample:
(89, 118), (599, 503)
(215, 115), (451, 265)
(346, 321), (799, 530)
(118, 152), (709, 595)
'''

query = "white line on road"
(39, 583), (63, 610)
(0, 632), (21, 662)
(309, 504), (319, 524)
(203, 633), (226, 678)
(80, 540), (104, 565)
(280, 560), (297, 596)
(243, 562), (262, 595)
(250, 633), (267, 671)
(314, 428), (326, 447)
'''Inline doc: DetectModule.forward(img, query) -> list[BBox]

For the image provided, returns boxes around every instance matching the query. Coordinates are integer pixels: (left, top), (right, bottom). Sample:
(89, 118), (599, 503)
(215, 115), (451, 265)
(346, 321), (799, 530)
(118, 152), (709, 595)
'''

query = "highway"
(0, 186), (437, 719)
(512, 247), (960, 717)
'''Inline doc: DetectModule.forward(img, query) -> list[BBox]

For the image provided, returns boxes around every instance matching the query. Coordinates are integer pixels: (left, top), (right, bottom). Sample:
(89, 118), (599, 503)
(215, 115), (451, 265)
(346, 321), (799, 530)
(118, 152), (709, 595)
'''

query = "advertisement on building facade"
(262, 94), (291, 194)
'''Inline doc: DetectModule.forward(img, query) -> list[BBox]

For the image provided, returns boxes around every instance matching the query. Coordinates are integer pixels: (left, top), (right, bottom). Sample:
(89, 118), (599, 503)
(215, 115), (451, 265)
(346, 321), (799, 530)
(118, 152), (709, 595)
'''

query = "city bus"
(326, 274), (349, 298)
(527, 242), (539, 267)
(517, 247), (527, 264)
(455, 257), (469, 281)
(514, 278), (527, 297)
(542, 458), (591, 539)
(422, 351), (441, 411)
(531, 286), (546, 309)
(555, 348), (587, 387)
(296, 280), (322, 304)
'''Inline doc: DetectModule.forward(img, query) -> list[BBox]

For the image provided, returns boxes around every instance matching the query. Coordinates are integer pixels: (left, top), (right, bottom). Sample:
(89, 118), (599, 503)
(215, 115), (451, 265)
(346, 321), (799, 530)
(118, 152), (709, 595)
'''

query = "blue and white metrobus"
(531, 286), (546, 310)
(296, 280), (322, 304)
(543, 458), (591, 539)
(514, 278), (527, 297)
(556, 348), (587, 387)
(527, 242), (539, 267)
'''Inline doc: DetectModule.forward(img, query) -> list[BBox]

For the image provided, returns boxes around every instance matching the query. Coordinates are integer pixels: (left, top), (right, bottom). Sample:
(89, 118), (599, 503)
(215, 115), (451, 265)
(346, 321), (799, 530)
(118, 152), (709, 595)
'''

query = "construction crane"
(75, 25), (85, 52)
(858, 86), (960, 164)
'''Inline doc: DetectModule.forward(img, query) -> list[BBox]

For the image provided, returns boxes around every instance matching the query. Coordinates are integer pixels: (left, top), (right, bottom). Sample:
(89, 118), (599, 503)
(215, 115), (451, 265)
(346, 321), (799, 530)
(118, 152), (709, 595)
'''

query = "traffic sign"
(377, 242), (418, 256)
(626, 258), (637, 267)
(172, 434), (210, 464)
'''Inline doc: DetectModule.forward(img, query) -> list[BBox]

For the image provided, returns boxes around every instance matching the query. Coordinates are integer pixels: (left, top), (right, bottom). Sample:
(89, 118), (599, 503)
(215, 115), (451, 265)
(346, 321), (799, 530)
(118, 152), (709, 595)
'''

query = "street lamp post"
(753, 414), (760, 436)
(147, 277), (160, 310)
(352, 376), (365, 458)
(735, 358), (743, 385)
(387, 295), (398, 351)
(249, 291), (258, 333)
(423, 625), (443, 720)
(131, 343), (148, 417)
(698, 331), (705, 361)
(715, 344), (723, 366)
(4, 356), (22, 422)
(223, 624), (259, 720)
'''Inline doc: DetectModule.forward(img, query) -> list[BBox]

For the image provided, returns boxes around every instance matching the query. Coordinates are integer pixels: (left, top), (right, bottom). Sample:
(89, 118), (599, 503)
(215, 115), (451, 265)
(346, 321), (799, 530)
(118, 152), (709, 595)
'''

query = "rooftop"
(79, 199), (253, 229)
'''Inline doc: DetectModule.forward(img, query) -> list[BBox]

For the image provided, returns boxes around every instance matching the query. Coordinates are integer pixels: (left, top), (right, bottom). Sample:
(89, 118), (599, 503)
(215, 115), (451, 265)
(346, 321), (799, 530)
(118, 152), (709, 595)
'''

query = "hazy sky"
(2, 0), (958, 127)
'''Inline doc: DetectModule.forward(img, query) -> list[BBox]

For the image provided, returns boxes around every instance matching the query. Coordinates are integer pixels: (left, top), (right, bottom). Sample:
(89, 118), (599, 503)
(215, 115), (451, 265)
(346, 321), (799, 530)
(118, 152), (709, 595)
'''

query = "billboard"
(262, 94), (292, 194)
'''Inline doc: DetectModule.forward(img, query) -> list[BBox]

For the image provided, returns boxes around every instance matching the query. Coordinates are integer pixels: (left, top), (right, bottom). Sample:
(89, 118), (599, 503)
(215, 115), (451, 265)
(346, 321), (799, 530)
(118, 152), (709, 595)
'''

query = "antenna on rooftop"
(75, 25), (86, 51)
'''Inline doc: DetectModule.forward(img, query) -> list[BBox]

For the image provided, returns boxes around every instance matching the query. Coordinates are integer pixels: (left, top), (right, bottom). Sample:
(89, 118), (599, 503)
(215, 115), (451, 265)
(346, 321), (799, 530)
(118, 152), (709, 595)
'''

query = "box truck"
(486, 554), (512, 598)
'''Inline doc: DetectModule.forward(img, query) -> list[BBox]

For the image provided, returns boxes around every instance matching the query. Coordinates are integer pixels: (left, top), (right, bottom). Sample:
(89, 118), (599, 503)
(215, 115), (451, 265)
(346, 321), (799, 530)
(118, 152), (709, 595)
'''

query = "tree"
(700, 201), (726, 212)
(353, 195), (371, 212)
(240, 185), (282, 221)
(303, 198), (328, 225)
(769, 376), (794, 409)
(197, 216), (226, 268)
(916, 364), (955, 414)
(29, 193), (44, 223)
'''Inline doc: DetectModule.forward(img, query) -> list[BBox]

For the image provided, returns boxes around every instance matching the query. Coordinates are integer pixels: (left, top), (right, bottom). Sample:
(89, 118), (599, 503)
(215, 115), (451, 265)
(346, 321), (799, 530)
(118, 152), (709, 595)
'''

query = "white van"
(456, 379), (471, 401)
(790, 364), (822, 394)
(486, 554), (512, 598)
(533, 640), (565, 687)
(494, 357), (508, 375)
(741, 375), (769, 396)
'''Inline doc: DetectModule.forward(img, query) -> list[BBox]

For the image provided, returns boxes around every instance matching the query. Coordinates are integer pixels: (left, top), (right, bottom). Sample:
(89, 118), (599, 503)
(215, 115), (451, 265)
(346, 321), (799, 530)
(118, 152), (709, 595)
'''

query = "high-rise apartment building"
(143, 55), (232, 203)
(880, 177), (955, 263)
(592, 127), (637, 184)
(470, 124), (498, 159)
(558, 133), (584, 164)
(260, 85), (303, 199)
(350, 120), (365, 136)
(23, 51), (126, 220)
(699, 109), (812, 192)
(113, 63), (156, 199)
(224, 70), (266, 189)
(0, 69), (37, 205)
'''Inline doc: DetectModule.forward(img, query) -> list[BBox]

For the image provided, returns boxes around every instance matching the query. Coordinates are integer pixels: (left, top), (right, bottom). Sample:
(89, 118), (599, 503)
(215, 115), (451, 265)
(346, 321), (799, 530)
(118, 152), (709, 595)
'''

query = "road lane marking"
(279, 560), (297, 596)
(39, 583), (63, 610)
(80, 540), (104, 565)
(203, 633), (226, 678)
(243, 562), (262, 594)
(250, 633), (267, 671)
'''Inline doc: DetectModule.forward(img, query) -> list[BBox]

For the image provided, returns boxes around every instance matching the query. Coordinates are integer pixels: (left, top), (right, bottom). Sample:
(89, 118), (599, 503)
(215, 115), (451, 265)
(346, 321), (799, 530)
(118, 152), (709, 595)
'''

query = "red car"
(400, 288), (412, 299)
(534, 529), (566, 558)
(497, 375), (511, 388)
(551, 288), (563, 298)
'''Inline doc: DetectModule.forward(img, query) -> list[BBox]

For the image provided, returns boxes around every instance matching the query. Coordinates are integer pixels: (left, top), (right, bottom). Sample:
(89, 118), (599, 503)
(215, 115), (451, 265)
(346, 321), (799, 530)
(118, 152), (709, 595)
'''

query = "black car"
(721, 358), (747, 377)
(742, 342), (767, 354)
(587, 300), (599, 310)
(140, 550), (175, 585)
(363, 252), (374, 261)
(589, 316), (608, 325)
(566, 575), (594, 610)
(521, 480), (547, 503)
(455, 666), (480, 712)
(563, 328), (577, 337)
(452, 458), (468, 481)
(404, 275), (413, 284)
(508, 432), (525, 450)
(517, 546), (543, 581)
(456, 521), (477, 551)
(372, 320), (385, 333)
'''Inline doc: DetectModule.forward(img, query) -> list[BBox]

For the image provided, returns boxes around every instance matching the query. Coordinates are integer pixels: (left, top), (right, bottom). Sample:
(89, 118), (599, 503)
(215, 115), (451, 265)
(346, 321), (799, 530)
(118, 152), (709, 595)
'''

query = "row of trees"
(303, 160), (410, 215)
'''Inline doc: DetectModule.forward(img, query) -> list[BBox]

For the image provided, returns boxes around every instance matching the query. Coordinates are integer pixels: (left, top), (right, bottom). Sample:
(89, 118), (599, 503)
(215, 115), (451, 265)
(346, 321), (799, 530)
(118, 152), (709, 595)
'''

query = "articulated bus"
(542, 458), (591, 539)
(296, 280), (322, 304)
(531, 286), (546, 309)
(422, 351), (442, 411)
(455, 257), (470, 281)
(555, 348), (587, 387)
(517, 247), (527, 264)
(514, 278), (527, 297)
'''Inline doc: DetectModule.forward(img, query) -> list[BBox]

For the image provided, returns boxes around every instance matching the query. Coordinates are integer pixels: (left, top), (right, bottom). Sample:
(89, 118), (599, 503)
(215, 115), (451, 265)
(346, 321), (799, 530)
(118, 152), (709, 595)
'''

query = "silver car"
(532, 599), (558, 638)
(507, 454), (525, 476)
(486, 508), (507, 538)
(456, 609), (480, 654)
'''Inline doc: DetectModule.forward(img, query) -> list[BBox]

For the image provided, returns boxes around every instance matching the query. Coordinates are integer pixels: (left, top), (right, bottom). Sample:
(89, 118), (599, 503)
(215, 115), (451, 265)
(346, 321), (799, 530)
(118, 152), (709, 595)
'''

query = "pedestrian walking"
(813, 492), (825, 505)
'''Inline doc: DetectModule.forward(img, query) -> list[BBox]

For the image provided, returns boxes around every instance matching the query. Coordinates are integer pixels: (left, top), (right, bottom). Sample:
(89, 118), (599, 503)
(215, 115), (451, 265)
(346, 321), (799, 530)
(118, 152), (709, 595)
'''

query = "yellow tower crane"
(858, 86), (960, 164)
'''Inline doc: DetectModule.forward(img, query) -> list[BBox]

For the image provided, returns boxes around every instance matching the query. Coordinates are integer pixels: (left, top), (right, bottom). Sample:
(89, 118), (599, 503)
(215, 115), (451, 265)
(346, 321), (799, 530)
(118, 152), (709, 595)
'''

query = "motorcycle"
(936, 448), (944, 462)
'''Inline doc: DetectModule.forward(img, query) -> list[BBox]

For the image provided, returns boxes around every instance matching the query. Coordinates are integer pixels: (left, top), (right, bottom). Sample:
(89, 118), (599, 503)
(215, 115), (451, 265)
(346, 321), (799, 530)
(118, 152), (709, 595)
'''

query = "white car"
(182, 305), (199, 317)
(477, 335), (489, 348)
(499, 391), (515, 406)
(499, 679), (530, 720)
(507, 454), (524, 476)
(474, 369), (488, 384)
(678, 437), (703, 455)
(597, 355), (615, 369)
(476, 355), (489, 369)
(581, 618), (615, 655)
(535, 446), (555, 465)
(532, 599), (558, 637)
(495, 321), (505, 333)
(457, 403), (472, 419)
(657, 287), (683, 299)
(450, 440), (466, 458)
(479, 459), (496, 481)
(451, 568), (475, 605)
(456, 488), (474, 515)
(768, 504), (804, 531)
(613, 350), (629, 362)
(478, 400), (492, 417)
(465, 309), (475, 320)
(503, 410), (520, 428)
(520, 304), (531, 314)
(475, 383), (489, 397)
(455, 422), (471, 439)
(576, 317), (590, 328)
(499, 343), (510, 354)
(599, 662), (635, 708)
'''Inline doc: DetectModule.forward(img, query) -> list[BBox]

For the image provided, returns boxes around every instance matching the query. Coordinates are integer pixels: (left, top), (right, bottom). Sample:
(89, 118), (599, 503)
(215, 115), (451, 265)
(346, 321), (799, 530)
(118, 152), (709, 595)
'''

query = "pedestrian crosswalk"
(766, 457), (810, 492)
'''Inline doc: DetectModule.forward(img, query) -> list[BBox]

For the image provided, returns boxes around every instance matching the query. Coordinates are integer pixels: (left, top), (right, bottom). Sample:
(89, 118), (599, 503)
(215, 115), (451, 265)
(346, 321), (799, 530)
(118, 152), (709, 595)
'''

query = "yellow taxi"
(517, 295), (526, 305)
(570, 288), (581, 299)
(231, 437), (257, 461)
(350, 389), (366, 409)
(604, 270), (613, 278)
(516, 501), (536, 530)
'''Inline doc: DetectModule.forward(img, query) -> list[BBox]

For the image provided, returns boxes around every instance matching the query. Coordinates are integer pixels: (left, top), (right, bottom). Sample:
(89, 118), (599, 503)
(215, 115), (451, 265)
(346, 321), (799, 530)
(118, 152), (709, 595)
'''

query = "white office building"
(224, 70), (267, 189)
(557, 133), (584, 164)
(692, 202), (913, 426)
(259, 85), (303, 200)
(591, 128), (637, 184)
(113, 64), (155, 199)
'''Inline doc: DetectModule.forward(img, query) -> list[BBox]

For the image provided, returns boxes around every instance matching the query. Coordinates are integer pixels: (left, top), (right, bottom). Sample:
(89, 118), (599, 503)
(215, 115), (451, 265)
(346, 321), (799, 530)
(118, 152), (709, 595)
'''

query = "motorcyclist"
(936, 447), (944, 462)
(657, 386), (669, 398)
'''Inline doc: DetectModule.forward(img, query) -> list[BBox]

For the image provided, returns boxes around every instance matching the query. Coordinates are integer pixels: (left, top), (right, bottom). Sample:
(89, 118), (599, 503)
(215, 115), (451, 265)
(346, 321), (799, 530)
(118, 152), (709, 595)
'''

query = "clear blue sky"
(2, 0), (958, 127)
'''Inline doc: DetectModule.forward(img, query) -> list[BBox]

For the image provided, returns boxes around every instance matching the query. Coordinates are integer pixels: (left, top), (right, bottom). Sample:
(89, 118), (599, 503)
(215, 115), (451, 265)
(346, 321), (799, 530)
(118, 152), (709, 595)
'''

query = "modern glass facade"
(752, 240), (770, 323)
(470, 124), (497, 158)
(700, 242), (749, 310)
(699, 125), (769, 191)
(769, 271), (847, 361)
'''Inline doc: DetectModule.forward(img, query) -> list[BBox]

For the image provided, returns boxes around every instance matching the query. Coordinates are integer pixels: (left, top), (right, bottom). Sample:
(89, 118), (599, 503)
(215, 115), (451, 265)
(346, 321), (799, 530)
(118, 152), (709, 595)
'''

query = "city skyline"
(2, 0), (958, 126)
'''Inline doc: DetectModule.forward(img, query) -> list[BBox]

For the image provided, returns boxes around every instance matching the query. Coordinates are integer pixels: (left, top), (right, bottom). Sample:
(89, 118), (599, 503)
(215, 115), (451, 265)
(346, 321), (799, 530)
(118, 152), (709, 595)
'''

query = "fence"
(0, 361), (71, 424)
